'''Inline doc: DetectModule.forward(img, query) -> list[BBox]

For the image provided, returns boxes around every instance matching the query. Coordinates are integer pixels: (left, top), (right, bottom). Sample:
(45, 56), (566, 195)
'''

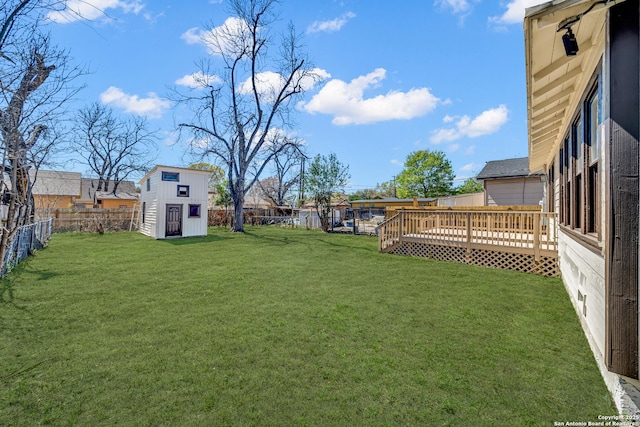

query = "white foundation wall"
(558, 232), (606, 355)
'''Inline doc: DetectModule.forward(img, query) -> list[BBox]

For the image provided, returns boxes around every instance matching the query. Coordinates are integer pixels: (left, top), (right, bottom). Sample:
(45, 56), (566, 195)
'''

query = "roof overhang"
(524, 0), (621, 172)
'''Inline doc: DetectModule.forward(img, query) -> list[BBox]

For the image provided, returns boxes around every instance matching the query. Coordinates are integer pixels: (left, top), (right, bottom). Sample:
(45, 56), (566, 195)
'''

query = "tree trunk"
(231, 189), (245, 232)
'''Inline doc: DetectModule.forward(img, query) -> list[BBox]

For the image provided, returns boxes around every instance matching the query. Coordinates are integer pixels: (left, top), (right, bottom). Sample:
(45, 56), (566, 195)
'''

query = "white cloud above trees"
(300, 68), (440, 125)
(306, 12), (356, 34)
(430, 105), (509, 143)
(181, 17), (250, 57)
(47, 0), (143, 23)
(175, 72), (222, 89)
(100, 86), (170, 118)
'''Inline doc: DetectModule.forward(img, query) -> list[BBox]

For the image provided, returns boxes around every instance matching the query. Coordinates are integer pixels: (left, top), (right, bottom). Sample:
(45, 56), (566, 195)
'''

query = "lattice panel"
(470, 249), (559, 277)
(389, 242), (559, 277)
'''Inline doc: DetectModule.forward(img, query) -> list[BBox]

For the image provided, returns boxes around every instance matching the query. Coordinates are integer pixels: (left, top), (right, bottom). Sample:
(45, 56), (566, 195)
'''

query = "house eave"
(525, 0), (621, 172)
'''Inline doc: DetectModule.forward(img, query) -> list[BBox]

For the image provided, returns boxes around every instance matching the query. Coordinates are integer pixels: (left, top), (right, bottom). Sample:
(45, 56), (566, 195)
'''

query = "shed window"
(177, 185), (189, 197)
(162, 171), (180, 182)
(146, 178), (150, 191)
(189, 204), (201, 218)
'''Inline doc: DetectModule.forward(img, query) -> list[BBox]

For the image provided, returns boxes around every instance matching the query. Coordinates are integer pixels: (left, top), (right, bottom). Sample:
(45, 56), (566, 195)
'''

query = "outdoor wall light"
(562, 27), (579, 56)
(556, 0), (614, 57)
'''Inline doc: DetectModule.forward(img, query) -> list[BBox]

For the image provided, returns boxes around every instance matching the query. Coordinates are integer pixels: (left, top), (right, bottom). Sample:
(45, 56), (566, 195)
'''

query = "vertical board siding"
(606, 0), (639, 379)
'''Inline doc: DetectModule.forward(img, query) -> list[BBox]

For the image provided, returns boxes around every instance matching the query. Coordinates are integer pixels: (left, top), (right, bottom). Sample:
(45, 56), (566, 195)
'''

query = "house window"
(146, 178), (150, 191)
(142, 202), (146, 224)
(558, 76), (601, 241)
(162, 171), (180, 182)
(586, 86), (600, 236)
(177, 185), (189, 197)
(189, 204), (201, 218)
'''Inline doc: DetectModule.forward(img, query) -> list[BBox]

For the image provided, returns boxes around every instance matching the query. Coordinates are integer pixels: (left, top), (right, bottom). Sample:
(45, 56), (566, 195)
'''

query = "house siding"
(139, 166), (208, 239)
(484, 177), (544, 206)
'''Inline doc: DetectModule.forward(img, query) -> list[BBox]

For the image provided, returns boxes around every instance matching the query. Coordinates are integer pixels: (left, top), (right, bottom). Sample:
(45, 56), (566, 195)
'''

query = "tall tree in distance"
(255, 142), (306, 206)
(188, 162), (225, 189)
(305, 153), (350, 232)
(455, 177), (484, 195)
(396, 150), (454, 198)
(176, 0), (325, 232)
(72, 103), (158, 194)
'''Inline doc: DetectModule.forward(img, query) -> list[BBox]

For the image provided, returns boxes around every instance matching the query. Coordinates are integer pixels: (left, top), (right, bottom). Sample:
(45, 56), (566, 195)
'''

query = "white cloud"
(300, 68), (440, 125)
(100, 86), (170, 118)
(390, 159), (403, 166)
(238, 68), (330, 102)
(175, 72), (222, 89)
(307, 12), (356, 34)
(465, 145), (476, 155)
(489, 0), (547, 25)
(460, 163), (476, 172)
(47, 0), (143, 23)
(435, 0), (473, 14)
(181, 17), (251, 56)
(430, 105), (509, 143)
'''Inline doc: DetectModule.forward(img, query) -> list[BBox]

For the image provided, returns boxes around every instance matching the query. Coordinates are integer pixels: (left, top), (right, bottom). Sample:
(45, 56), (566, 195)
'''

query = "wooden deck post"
(533, 213), (540, 261)
(398, 210), (403, 241)
(465, 212), (472, 262)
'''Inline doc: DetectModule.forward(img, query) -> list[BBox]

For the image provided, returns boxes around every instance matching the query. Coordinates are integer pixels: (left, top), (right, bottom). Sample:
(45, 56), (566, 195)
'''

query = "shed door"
(165, 204), (182, 237)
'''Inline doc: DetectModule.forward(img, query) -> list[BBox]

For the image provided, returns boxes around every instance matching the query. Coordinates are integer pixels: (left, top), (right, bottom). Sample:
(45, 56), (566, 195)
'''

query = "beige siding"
(485, 177), (544, 206)
(437, 192), (484, 207)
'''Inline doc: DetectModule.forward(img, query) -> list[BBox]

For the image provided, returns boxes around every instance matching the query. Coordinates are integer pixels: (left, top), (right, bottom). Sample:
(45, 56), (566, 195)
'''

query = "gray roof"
(79, 178), (138, 202)
(476, 157), (544, 180)
(29, 170), (82, 196)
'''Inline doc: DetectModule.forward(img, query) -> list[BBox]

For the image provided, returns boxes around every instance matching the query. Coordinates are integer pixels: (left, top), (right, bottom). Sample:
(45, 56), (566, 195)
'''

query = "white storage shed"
(138, 165), (210, 239)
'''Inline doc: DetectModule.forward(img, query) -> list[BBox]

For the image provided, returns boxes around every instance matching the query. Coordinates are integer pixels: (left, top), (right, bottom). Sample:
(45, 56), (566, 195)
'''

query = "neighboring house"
(28, 170), (138, 210)
(476, 157), (544, 207)
(30, 170), (82, 209)
(138, 165), (210, 239)
(76, 178), (138, 209)
(525, 0), (639, 413)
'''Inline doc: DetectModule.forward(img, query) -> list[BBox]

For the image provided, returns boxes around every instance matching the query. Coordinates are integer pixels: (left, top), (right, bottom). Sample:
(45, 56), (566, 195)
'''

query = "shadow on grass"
(157, 234), (231, 246)
(0, 258), (58, 306)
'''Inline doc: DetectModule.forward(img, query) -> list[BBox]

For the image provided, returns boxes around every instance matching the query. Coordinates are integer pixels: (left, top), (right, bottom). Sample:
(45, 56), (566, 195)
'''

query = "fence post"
(398, 210), (404, 241)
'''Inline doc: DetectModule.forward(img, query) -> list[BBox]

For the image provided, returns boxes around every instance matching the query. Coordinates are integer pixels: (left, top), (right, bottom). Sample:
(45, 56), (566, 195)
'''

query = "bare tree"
(72, 103), (158, 194)
(176, 0), (323, 232)
(0, 0), (83, 270)
(255, 141), (305, 207)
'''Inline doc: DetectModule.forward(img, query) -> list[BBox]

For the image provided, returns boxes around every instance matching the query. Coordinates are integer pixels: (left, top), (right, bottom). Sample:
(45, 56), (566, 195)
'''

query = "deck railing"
(379, 209), (558, 260)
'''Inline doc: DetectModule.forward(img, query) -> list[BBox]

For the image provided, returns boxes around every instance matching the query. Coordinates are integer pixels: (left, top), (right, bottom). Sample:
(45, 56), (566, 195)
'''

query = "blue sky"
(47, 0), (544, 192)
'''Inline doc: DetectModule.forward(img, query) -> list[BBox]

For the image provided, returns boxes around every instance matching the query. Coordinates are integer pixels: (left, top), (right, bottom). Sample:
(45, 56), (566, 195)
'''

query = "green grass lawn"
(0, 226), (614, 426)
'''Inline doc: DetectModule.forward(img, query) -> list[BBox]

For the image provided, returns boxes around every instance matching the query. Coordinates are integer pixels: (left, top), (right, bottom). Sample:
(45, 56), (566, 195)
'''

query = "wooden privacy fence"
(36, 208), (139, 232)
(1, 218), (53, 276)
(379, 209), (559, 276)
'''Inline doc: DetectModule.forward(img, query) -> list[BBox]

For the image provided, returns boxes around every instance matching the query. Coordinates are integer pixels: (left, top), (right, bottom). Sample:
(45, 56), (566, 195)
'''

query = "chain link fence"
(1, 218), (54, 277)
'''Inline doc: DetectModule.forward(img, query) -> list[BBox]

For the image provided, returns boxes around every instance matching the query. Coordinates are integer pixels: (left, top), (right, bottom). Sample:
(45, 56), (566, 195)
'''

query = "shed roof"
(29, 170), (82, 196)
(476, 157), (543, 180)
(79, 178), (138, 202)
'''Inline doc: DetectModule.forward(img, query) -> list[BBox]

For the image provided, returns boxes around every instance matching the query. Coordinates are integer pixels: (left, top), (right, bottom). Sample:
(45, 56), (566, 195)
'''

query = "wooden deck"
(379, 210), (559, 276)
